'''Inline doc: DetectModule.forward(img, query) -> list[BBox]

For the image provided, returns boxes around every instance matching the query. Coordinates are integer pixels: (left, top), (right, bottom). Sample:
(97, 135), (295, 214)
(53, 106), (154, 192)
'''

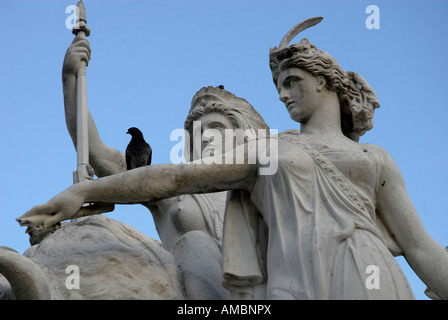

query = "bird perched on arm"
(125, 127), (152, 170)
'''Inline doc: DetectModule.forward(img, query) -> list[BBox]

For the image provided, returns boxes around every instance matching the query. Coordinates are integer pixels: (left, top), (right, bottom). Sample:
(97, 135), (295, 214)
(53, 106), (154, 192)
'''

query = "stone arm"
(17, 144), (257, 229)
(375, 146), (448, 299)
(62, 35), (126, 177)
(61, 35), (223, 231)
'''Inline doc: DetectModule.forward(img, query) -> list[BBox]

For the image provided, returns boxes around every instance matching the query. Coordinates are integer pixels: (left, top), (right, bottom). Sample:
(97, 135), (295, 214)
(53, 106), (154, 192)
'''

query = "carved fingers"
(17, 186), (85, 229)
(62, 35), (91, 76)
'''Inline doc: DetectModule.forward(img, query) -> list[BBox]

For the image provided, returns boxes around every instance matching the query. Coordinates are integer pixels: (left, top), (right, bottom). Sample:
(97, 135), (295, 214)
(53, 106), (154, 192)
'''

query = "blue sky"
(1, 0), (447, 300)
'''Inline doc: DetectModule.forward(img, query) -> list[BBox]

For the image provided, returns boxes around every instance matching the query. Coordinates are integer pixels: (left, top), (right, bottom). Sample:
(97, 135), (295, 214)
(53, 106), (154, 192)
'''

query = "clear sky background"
(1, 0), (447, 300)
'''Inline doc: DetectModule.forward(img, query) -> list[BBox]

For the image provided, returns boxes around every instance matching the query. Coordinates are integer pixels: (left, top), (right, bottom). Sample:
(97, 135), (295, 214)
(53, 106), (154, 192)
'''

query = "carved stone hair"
(184, 86), (269, 160)
(269, 18), (380, 141)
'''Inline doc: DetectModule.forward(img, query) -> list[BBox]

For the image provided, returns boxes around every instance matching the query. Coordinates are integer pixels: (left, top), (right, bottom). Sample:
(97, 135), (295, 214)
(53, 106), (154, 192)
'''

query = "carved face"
(198, 112), (236, 157)
(277, 67), (324, 123)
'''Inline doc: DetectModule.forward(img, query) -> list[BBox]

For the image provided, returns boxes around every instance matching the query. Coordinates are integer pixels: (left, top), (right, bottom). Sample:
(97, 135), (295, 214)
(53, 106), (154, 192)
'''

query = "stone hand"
(16, 183), (87, 229)
(62, 34), (91, 77)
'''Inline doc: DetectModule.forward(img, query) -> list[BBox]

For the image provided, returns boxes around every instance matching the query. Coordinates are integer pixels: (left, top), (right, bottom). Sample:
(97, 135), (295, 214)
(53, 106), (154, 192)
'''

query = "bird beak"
(126, 130), (129, 134)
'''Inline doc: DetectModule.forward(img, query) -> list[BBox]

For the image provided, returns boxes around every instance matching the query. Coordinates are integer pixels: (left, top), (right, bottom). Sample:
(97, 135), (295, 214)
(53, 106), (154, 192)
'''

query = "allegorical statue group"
(1, 8), (447, 300)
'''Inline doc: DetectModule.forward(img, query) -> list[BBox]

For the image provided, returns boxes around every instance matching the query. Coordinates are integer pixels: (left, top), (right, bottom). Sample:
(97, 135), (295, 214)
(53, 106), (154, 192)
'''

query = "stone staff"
(70, 1), (114, 220)
(72, 0), (92, 184)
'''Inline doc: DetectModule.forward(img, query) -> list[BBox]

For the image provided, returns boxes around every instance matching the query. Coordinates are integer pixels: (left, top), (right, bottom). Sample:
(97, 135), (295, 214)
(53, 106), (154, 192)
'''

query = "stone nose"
(279, 89), (289, 103)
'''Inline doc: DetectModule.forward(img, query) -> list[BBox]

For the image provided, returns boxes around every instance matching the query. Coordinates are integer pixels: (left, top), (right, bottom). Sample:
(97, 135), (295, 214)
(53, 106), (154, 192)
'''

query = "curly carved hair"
(270, 38), (380, 142)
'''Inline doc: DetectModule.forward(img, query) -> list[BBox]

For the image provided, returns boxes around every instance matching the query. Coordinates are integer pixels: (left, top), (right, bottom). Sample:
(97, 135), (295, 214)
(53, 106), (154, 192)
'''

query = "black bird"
(126, 127), (152, 170)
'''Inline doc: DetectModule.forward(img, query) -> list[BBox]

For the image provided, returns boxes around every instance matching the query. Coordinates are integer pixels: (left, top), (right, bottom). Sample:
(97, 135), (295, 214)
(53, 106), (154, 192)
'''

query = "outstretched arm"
(375, 147), (448, 299)
(17, 143), (258, 228)
(62, 35), (126, 177)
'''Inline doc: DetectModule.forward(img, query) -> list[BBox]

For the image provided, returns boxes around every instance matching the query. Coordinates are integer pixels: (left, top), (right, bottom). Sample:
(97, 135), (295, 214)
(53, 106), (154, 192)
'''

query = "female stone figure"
(157, 86), (269, 299)
(18, 18), (448, 300)
(57, 34), (269, 299)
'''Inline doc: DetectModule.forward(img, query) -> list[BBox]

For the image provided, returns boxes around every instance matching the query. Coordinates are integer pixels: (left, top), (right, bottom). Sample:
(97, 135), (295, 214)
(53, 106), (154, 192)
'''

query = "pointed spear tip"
(72, 0), (90, 36)
(77, 0), (87, 21)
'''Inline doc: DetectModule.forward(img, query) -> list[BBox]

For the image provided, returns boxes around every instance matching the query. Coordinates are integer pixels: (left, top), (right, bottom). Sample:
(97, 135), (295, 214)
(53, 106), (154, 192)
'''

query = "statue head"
(269, 17), (380, 141)
(184, 85), (269, 161)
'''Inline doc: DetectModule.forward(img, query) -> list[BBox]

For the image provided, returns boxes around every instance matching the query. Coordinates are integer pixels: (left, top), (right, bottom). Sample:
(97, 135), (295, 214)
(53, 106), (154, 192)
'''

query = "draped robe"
(222, 130), (414, 299)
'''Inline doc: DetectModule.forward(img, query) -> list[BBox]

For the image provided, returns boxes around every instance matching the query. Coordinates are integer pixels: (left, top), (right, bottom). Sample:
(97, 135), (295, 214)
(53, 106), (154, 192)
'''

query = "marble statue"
(0, 25), (270, 299)
(8, 17), (448, 300)
(0, 215), (184, 299)
(63, 32), (269, 299)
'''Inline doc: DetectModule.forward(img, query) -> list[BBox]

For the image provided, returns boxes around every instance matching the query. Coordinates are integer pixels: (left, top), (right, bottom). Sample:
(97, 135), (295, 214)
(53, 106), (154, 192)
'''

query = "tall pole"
(69, 1), (115, 220)
(72, 0), (91, 184)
